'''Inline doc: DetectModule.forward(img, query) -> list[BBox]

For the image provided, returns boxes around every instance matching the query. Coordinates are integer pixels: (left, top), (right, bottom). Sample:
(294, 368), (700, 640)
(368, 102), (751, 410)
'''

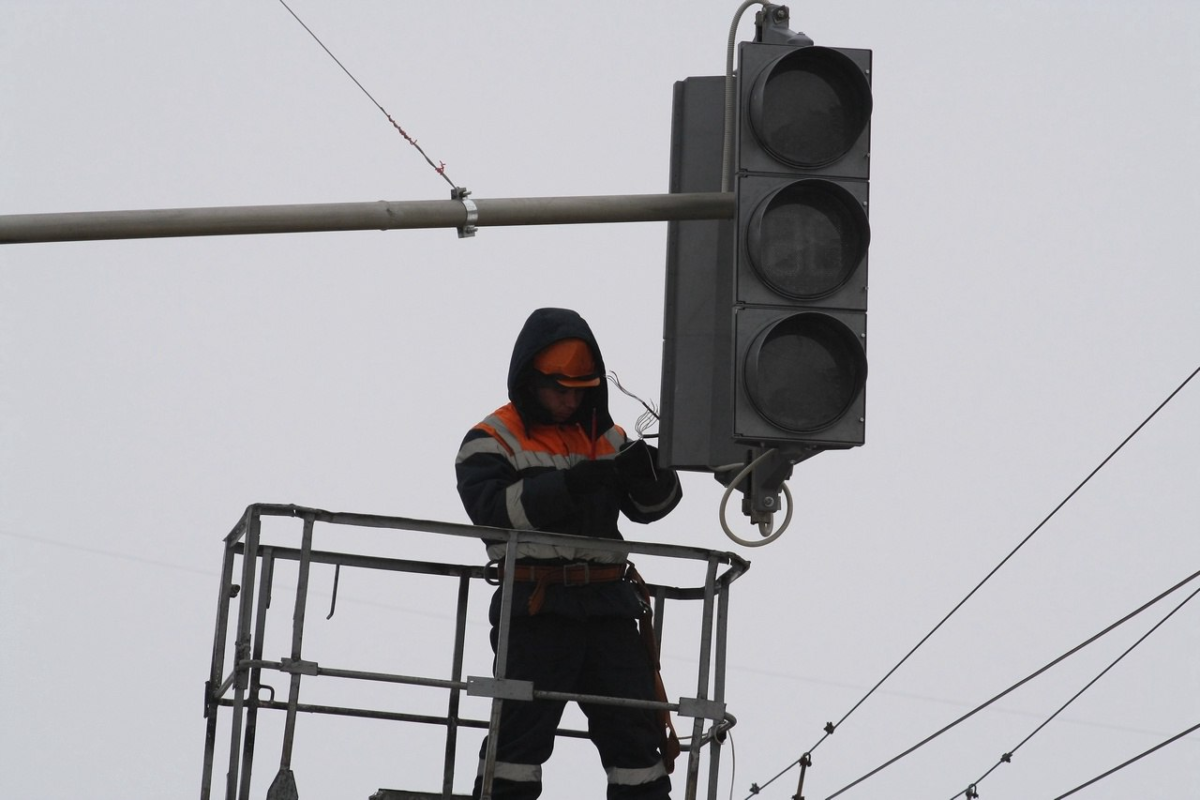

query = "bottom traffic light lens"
(744, 313), (866, 433)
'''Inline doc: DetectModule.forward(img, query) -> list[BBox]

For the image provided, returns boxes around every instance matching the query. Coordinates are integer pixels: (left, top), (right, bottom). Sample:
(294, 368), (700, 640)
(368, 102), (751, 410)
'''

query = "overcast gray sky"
(2, 1), (1198, 798)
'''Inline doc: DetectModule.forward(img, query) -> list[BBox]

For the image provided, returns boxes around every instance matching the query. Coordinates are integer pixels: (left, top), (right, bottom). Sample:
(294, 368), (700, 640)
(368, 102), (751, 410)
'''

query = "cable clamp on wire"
(792, 751), (813, 800)
(452, 186), (477, 238)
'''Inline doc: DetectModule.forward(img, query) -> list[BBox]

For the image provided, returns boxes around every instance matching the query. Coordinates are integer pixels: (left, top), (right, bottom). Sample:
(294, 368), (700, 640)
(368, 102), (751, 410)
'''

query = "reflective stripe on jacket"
(455, 403), (679, 562)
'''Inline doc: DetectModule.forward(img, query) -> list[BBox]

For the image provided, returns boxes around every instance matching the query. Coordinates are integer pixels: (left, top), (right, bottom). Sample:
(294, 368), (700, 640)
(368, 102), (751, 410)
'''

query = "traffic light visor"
(743, 313), (866, 433)
(749, 46), (872, 169)
(748, 179), (869, 300)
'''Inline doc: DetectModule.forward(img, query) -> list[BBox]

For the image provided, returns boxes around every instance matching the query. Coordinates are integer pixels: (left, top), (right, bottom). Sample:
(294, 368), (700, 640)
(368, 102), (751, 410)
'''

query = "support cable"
(824, 566), (1200, 799)
(276, 0), (459, 190)
(947, 582), (1200, 799)
(740, 366), (1198, 799)
(1051, 721), (1200, 799)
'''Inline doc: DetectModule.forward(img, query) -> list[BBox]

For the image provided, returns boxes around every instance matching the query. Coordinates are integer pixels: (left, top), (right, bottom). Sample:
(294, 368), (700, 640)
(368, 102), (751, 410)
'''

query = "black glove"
(614, 439), (660, 489)
(563, 458), (619, 495)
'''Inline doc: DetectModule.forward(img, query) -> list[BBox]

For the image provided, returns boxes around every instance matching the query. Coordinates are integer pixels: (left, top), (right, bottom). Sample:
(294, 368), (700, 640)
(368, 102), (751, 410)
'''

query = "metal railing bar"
(246, 503), (750, 574)
(215, 699), (595, 741)
(201, 533), (240, 800)
(444, 574), (471, 798)
(279, 516), (315, 773)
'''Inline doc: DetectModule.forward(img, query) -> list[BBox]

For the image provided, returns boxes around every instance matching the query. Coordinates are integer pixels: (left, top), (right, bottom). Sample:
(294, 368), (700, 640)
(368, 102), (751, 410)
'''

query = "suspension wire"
(1053, 720), (1200, 799)
(947, 581), (1200, 800)
(824, 566), (1200, 799)
(740, 366), (1200, 799)
(276, 0), (459, 190)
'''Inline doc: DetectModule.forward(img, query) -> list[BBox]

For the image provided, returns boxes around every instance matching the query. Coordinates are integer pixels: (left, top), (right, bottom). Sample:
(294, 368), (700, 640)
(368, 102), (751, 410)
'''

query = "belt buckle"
(562, 562), (590, 586)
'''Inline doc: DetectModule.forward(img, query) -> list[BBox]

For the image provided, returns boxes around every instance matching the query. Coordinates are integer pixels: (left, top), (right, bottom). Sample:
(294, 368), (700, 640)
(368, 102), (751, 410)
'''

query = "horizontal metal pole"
(0, 192), (733, 244)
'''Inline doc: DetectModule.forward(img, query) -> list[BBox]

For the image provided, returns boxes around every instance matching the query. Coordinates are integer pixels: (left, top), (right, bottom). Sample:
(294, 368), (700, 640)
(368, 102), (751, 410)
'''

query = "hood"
(507, 307), (614, 432)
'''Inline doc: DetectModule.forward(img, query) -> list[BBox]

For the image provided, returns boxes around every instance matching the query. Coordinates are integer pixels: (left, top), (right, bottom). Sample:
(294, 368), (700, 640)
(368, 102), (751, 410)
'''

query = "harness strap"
(498, 560), (681, 773)
(625, 564), (682, 775)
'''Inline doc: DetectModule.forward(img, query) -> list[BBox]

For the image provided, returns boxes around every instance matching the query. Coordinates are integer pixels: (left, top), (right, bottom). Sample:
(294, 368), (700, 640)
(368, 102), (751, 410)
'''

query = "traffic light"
(733, 20), (872, 456)
(660, 6), (872, 525)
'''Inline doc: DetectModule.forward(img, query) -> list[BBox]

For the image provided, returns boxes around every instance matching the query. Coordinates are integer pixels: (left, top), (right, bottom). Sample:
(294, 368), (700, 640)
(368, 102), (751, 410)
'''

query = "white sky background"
(2, 1), (1198, 798)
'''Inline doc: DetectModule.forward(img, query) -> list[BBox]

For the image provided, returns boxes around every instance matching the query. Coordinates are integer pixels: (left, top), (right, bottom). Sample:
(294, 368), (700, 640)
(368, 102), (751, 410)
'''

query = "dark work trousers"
(472, 611), (671, 800)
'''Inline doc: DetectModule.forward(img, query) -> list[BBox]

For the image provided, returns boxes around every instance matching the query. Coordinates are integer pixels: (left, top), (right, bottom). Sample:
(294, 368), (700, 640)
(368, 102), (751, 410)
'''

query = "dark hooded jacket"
(455, 308), (682, 579)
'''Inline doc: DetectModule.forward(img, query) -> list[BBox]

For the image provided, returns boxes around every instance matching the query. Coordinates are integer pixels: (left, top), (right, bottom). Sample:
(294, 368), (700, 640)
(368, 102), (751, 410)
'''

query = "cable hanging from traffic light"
(716, 449), (794, 546)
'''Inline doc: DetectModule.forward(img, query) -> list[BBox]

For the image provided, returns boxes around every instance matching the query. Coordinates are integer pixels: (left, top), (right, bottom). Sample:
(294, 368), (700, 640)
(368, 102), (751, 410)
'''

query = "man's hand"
(614, 439), (660, 489)
(564, 458), (619, 495)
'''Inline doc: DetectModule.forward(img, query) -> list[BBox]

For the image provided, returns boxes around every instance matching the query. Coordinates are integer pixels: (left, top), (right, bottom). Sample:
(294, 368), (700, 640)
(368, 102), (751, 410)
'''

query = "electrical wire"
(727, 730), (738, 800)
(1050, 720), (1200, 799)
(717, 451), (794, 547)
(740, 365), (1199, 798)
(276, 0), (459, 190)
(947, 581), (1200, 799)
(607, 371), (660, 438)
(722, 1), (765, 192)
(824, 566), (1200, 799)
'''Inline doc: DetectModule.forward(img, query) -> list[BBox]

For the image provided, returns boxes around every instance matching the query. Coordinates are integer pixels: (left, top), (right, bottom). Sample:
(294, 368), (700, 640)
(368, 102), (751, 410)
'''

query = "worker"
(455, 307), (683, 800)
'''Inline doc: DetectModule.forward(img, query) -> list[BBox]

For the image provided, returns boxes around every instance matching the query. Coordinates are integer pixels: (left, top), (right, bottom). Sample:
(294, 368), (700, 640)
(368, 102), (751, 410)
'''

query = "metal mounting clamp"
(678, 696), (727, 720)
(467, 676), (534, 701)
(452, 187), (477, 238)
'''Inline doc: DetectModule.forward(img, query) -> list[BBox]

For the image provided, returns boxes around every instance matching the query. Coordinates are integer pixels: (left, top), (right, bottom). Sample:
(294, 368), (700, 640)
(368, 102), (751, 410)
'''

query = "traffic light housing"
(660, 7), (872, 513)
(733, 34), (872, 456)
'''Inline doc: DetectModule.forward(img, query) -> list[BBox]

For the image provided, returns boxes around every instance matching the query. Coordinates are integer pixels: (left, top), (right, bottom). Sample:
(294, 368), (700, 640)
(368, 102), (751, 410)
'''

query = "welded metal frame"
(200, 503), (749, 800)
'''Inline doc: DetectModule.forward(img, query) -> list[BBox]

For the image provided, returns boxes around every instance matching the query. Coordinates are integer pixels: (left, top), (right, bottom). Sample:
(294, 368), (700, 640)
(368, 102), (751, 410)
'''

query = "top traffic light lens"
(749, 46), (872, 168)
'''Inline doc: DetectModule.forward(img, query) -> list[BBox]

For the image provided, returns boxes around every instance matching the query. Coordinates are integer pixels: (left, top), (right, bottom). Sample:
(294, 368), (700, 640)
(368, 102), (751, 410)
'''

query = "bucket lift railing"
(201, 503), (750, 800)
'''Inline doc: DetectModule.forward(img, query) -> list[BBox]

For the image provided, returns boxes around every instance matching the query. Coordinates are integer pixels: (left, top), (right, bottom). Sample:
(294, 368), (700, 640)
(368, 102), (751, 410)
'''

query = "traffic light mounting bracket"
(754, 4), (813, 47)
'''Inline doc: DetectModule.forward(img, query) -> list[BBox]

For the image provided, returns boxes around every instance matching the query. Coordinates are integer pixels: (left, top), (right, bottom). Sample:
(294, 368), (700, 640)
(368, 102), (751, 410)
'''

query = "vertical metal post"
(705, 580), (731, 800)
(685, 556), (721, 800)
(224, 508), (263, 800)
(238, 548), (276, 800)
(481, 535), (521, 800)
(201, 521), (242, 800)
(279, 515), (316, 771)
(442, 572), (471, 797)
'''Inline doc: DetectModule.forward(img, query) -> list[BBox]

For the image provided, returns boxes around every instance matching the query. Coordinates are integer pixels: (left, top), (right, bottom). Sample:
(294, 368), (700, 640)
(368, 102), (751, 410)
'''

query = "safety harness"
(498, 559), (682, 773)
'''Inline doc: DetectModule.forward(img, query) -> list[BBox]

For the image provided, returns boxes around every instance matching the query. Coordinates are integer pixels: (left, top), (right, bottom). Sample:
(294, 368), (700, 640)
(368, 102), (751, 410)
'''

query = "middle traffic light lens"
(749, 179), (869, 300)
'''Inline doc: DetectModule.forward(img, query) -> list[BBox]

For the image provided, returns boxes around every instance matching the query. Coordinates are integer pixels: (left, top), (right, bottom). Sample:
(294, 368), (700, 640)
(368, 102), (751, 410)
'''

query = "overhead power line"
(948, 581), (1200, 800)
(825, 566), (1200, 799)
(742, 365), (1199, 800)
(1052, 721), (1200, 799)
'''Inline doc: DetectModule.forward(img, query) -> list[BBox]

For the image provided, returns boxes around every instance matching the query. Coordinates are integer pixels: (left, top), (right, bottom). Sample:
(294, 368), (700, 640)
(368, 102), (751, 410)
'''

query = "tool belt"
(500, 561), (628, 616)
(499, 559), (681, 774)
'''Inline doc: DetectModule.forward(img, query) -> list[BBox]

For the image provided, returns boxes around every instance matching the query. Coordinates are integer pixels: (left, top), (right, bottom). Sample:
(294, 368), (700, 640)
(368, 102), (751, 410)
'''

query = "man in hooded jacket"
(455, 307), (682, 800)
